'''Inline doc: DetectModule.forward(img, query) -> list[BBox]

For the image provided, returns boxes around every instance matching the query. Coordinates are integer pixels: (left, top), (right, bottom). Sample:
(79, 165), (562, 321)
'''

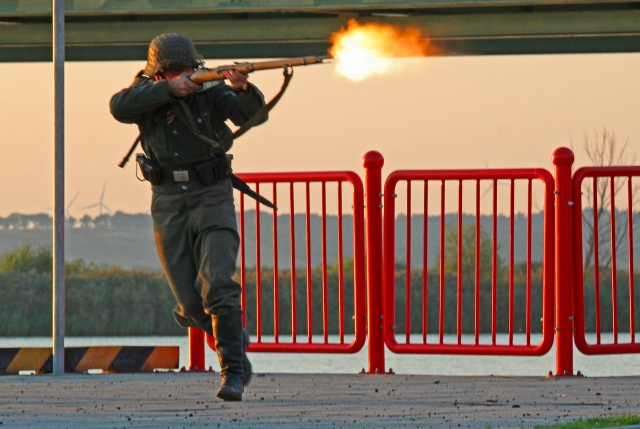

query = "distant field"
(0, 228), (160, 270)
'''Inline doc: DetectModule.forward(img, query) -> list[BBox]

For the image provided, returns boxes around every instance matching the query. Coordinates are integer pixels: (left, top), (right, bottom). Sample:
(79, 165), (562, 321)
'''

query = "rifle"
(189, 55), (331, 84)
(120, 54), (330, 168)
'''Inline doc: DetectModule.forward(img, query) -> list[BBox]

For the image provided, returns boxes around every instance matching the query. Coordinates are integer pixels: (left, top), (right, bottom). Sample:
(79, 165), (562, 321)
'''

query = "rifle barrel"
(190, 55), (331, 84)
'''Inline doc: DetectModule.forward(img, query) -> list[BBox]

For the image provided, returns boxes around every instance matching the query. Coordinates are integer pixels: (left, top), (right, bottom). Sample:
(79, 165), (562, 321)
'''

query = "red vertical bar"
(593, 178), (602, 344)
(475, 179), (481, 345)
(552, 147), (575, 376)
(353, 171), (367, 356)
(255, 185), (262, 342)
(363, 151), (385, 373)
(383, 173), (398, 361)
(627, 177), (636, 343)
(289, 183), (297, 343)
(188, 327), (205, 371)
(322, 182), (329, 343)
(491, 179), (498, 345)
(240, 194), (247, 327)
(526, 179), (533, 346)
(305, 182), (313, 343)
(439, 180), (446, 345)
(422, 182), (429, 344)
(337, 182), (345, 343)
(609, 177), (619, 344)
(509, 179), (515, 345)
(457, 180), (463, 344)
(406, 180), (412, 344)
(272, 183), (279, 343)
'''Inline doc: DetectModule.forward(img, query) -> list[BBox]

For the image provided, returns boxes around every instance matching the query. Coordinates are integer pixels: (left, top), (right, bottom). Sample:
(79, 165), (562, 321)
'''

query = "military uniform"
(110, 34), (266, 401)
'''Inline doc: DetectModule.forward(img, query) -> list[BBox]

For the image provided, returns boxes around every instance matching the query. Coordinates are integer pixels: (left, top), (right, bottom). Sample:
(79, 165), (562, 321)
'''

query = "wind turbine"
(81, 181), (111, 216)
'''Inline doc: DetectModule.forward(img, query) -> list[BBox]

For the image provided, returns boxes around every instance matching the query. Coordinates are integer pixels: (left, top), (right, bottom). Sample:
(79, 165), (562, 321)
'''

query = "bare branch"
(580, 128), (637, 273)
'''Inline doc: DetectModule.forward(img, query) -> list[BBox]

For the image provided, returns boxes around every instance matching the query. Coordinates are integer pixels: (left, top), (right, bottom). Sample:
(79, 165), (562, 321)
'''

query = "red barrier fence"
(187, 148), (640, 376)
(571, 165), (640, 355)
(380, 168), (555, 357)
(235, 171), (367, 354)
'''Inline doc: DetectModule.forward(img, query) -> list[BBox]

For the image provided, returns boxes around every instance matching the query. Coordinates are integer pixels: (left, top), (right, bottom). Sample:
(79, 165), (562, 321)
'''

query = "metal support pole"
(52, 0), (65, 375)
(552, 147), (575, 376)
(363, 151), (385, 373)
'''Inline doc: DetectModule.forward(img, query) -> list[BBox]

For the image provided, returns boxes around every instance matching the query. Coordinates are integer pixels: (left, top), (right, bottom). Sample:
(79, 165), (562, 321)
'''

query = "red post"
(363, 151), (386, 373)
(552, 147), (575, 376)
(188, 327), (205, 371)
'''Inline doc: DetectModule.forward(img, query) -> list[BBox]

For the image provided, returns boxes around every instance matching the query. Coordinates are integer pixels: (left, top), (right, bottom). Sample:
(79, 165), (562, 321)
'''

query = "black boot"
(242, 328), (254, 386)
(211, 309), (245, 401)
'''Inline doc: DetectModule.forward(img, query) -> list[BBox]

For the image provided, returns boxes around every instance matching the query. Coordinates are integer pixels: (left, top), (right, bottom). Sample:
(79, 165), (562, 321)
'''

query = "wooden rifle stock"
(189, 55), (331, 84)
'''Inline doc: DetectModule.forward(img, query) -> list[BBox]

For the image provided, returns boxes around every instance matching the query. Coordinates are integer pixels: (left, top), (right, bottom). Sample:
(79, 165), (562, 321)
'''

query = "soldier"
(110, 33), (267, 401)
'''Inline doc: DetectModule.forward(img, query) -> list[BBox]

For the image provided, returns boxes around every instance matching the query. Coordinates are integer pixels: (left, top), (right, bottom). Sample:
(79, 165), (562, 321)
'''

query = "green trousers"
(151, 179), (241, 334)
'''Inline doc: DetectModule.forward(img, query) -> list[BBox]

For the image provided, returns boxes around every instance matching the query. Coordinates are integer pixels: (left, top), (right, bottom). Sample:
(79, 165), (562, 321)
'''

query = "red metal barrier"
(186, 149), (639, 375)
(231, 171), (367, 354)
(382, 167), (555, 357)
(572, 164), (640, 355)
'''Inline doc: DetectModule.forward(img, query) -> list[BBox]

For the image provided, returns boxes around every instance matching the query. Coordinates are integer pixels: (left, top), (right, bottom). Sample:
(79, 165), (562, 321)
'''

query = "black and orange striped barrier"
(0, 346), (179, 374)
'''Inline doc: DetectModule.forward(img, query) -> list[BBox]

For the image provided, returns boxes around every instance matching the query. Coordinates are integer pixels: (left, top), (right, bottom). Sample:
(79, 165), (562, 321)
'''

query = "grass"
(530, 414), (640, 428)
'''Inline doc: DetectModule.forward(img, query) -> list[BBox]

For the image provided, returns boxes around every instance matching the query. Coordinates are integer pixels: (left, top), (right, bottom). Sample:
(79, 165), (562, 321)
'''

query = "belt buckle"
(173, 170), (190, 182)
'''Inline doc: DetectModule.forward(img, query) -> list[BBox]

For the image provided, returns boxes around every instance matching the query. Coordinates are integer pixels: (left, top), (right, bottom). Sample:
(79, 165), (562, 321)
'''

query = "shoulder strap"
(174, 98), (224, 148)
(195, 94), (216, 141)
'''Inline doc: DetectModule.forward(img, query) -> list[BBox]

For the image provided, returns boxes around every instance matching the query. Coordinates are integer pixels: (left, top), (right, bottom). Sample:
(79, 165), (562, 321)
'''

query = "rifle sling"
(175, 66), (294, 153)
(220, 66), (294, 147)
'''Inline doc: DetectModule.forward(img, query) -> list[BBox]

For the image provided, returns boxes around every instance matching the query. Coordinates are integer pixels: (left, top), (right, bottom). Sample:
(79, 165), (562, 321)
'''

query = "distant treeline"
(1, 244), (637, 337)
(0, 211), (152, 230)
(0, 210), (546, 270)
(2, 211), (638, 272)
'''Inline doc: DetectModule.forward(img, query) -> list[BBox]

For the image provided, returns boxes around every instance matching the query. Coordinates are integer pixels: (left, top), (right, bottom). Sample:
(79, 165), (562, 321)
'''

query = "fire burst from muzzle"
(329, 19), (437, 81)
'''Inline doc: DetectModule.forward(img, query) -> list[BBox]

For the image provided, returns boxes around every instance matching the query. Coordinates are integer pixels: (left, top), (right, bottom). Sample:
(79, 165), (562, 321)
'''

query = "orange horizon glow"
(329, 19), (437, 81)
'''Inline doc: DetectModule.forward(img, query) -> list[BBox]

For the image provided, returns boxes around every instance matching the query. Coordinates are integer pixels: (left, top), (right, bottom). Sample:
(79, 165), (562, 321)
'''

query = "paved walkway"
(1, 372), (640, 428)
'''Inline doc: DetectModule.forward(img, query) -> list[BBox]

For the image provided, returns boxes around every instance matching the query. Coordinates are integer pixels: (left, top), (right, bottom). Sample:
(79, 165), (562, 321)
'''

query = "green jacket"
(110, 74), (267, 191)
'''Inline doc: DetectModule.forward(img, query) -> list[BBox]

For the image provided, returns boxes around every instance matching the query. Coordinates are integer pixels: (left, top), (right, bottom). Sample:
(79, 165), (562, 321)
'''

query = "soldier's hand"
(224, 69), (249, 92)
(167, 73), (201, 97)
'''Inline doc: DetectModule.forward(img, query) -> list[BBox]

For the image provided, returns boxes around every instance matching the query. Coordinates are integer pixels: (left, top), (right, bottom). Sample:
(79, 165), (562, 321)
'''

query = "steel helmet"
(143, 33), (203, 76)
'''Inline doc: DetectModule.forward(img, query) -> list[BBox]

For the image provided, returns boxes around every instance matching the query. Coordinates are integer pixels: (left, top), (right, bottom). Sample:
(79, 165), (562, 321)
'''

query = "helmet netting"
(144, 33), (203, 76)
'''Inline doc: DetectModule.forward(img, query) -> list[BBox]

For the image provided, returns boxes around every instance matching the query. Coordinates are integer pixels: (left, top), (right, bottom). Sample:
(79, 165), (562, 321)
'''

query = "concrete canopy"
(1, 0), (640, 62)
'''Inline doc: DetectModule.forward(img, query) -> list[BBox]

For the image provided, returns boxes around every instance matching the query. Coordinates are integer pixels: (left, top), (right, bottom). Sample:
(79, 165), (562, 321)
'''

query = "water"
(2, 335), (639, 377)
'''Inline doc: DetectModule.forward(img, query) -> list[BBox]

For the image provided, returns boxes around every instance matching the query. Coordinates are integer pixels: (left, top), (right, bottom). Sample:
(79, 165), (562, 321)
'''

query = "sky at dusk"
(1, 52), (638, 218)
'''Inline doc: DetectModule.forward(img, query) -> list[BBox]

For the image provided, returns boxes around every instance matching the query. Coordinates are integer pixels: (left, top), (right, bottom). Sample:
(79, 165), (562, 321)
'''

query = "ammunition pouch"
(194, 155), (230, 185)
(136, 154), (164, 185)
